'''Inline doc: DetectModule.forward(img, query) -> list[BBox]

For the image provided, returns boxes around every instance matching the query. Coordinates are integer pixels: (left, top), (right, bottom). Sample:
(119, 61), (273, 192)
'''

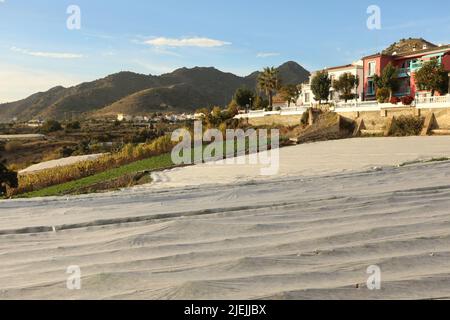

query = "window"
(368, 62), (376, 76)
(304, 93), (310, 103)
(367, 80), (375, 95)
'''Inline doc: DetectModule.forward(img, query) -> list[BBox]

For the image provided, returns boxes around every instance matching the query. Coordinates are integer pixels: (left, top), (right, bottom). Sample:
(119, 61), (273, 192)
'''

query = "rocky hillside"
(382, 38), (437, 55)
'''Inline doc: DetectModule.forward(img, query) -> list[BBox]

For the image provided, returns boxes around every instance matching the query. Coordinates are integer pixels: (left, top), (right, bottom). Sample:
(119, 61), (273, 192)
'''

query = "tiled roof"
(324, 64), (358, 71)
(394, 44), (450, 58)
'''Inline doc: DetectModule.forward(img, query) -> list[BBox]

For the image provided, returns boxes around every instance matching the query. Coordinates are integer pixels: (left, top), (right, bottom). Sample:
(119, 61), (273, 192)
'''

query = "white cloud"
(256, 52), (280, 58)
(10, 46), (84, 59)
(0, 64), (85, 103)
(145, 37), (231, 48)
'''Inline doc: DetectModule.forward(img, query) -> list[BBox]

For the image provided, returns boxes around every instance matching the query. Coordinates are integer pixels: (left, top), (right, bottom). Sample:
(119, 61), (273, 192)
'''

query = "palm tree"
(257, 67), (280, 109)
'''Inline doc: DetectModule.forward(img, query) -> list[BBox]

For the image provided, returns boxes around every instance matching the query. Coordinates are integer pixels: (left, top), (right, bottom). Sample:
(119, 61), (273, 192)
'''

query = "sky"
(1, 0), (450, 102)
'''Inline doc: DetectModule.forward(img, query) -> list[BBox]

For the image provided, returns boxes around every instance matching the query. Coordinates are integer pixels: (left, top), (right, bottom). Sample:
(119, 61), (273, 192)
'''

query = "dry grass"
(389, 115), (424, 136)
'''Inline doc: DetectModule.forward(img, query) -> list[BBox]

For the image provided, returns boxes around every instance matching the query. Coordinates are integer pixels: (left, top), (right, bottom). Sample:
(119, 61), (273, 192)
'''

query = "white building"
(298, 61), (364, 106)
(117, 113), (133, 122)
(26, 119), (44, 128)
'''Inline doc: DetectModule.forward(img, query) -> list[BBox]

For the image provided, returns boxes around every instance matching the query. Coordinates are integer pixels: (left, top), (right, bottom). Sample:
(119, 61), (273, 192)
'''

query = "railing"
(248, 110), (265, 114)
(334, 95), (450, 112)
(235, 107), (307, 119)
(410, 61), (423, 70)
(416, 95), (450, 105)
(235, 95), (450, 119)
(411, 58), (443, 71)
(397, 68), (410, 77)
(336, 101), (379, 108)
(280, 106), (306, 112)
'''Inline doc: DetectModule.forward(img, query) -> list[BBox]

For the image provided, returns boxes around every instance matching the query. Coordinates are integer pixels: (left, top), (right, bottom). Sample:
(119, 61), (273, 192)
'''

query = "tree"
(333, 73), (359, 102)
(311, 71), (331, 104)
(207, 106), (223, 127)
(414, 59), (449, 96)
(65, 121), (81, 130)
(253, 95), (269, 110)
(41, 120), (62, 133)
(233, 87), (256, 110)
(373, 62), (399, 99)
(279, 84), (300, 107)
(0, 159), (18, 197)
(257, 67), (280, 108)
(225, 102), (239, 118)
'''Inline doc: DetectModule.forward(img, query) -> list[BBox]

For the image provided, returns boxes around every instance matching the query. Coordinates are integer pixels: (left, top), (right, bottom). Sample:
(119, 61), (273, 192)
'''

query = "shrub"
(124, 129), (158, 144)
(4, 141), (22, 152)
(401, 95), (414, 106)
(1, 159), (18, 196)
(60, 146), (75, 158)
(376, 88), (390, 103)
(389, 115), (424, 136)
(300, 109), (310, 126)
(72, 140), (90, 156)
(41, 120), (62, 133)
(390, 96), (400, 104)
(65, 121), (81, 130)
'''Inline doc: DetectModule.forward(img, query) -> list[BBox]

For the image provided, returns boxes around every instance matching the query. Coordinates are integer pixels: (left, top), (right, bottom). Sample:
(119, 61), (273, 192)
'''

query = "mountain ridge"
(0, 62), (310, 121)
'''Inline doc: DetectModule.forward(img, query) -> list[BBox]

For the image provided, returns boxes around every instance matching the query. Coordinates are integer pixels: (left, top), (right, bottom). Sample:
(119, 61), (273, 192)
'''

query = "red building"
(362, 40), (450, 101)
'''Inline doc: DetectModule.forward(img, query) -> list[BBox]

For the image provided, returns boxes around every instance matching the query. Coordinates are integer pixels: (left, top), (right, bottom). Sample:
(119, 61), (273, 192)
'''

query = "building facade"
(297, 61), (364, 106)
(362, 44), (450, 101)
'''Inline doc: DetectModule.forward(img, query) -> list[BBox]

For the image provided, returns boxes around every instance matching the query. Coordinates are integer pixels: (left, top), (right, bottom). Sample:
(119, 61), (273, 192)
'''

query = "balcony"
(410, 61), (423, 71)
(397, 68), (410, 78)
(411, 57), (443, 72)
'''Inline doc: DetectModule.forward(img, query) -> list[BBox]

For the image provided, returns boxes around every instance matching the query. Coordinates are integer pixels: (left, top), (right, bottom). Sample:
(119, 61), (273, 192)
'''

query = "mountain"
(275, 61), (310, 84)
(97, 67), (251, 116)
(97, 84), (209, 116)
(244, 61), (310, 86)
(0, 72), (159, 121)
(0, 62), (310, 121)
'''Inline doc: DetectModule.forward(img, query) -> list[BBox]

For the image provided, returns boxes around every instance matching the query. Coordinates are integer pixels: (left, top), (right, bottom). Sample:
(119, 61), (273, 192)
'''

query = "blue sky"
(1, 0), (450, 102)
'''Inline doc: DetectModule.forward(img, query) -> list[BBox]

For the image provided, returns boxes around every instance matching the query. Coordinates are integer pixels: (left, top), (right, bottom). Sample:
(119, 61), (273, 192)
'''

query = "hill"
(97, 84), (208, 116)
(382, 38), (437, 55)
(245, 61), (310, 85)
(0, 62), (310, 121)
